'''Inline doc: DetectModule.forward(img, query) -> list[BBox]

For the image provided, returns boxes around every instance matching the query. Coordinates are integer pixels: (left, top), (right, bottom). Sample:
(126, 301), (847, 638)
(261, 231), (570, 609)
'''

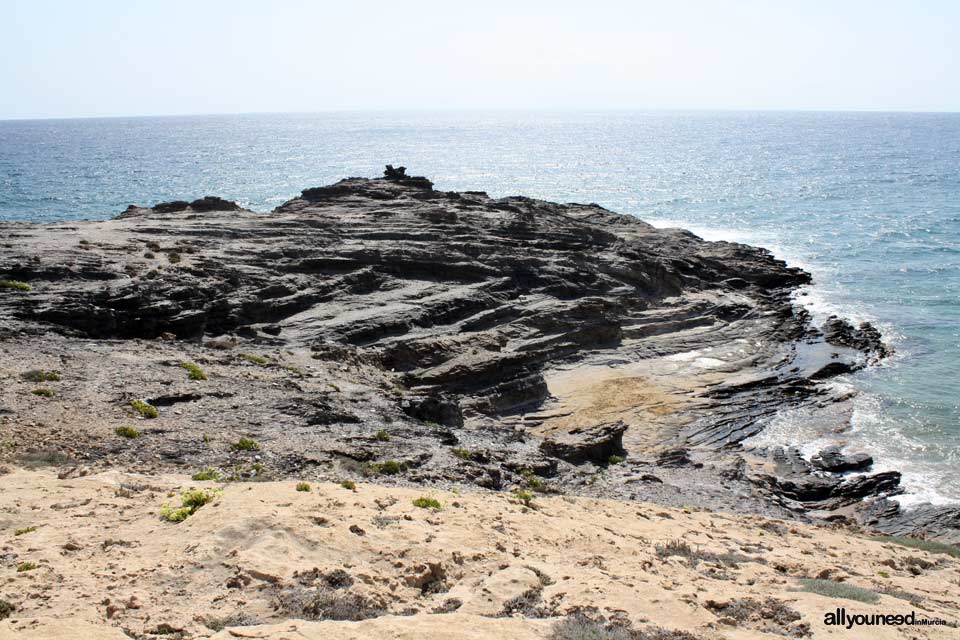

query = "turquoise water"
(1, 111), (958, 504)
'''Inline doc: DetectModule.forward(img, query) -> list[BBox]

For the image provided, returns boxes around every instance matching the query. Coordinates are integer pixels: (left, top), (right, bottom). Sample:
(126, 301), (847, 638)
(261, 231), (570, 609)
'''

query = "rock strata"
(0, 167), (956, 541)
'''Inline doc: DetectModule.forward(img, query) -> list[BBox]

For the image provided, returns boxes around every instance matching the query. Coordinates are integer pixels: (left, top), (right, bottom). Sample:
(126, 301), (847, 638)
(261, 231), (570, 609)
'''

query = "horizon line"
(3, 106), (960, 122)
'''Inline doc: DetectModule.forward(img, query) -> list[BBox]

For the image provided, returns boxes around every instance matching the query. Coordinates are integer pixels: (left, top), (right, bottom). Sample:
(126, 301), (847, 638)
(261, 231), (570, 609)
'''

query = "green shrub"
(21, 370), (60, 382)
(374, 429), (390, 442)
(0, 280), (31, 291)
(340, 480), (356, 490)
(167, 252), (181, 264)
(30, 388), (55, 397)
(192, 467), (221, 481)
(512, 489), (534, 507)
(130, 399), (159, 419)
(16, 562), (37, 572)
(870, 535), (960, 558)
(365, 460), (407, 475)
(296, 482), (311, 492)
(160, 488), (221, 523)
(180, 361), (207, 381)
(451, 447), (472, 460)
(795, 578), (879, 603)
(232, 436), (260, 451)
(608, 455), (626, 465)
(413, 496), (442, 510)
(240, 353), (268, 365)
(115, 425), (140, 439)
(14, 526), (37, 536)
(521, 468), (544, 490)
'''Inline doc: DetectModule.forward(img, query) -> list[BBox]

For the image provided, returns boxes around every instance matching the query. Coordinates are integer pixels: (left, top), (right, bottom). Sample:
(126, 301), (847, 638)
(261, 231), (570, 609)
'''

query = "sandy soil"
(0, 467), (956, 639)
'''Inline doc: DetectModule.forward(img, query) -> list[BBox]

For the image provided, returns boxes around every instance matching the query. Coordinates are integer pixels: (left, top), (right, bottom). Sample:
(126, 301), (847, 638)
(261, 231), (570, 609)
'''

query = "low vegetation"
(608, 454), (626, 465)
(794, 578), (880, 603)
(130, 399), (159, 419)
(16, 562), (37, 572)
(232, 436), (260, 451)
(16, 449), (72, 467)
(654, 539), (752, 567)
(374, 429), (390, 442)
(167, 252), (182, 263)
(512, 489), (535, 507)
(365, 460), (407, 475)
(14, 526), (37, 536)
(0, 280), (31, 291)
(296, 482), (312, 492)
(871, 534), (960, 558)
(191, 467), (221, 481)
(340, 480), (356, 490)
(20, 370), (60, 382)
(115, 425), (140, 439)
(160, 488), (221, 523)
(30, 388), (55, 397)
(0, 599), (14, 621)
(240, 353), (268, 365)
(451, 447), (472, 460)
(179, 361), (208, 380)
(412, 496), (442, 510)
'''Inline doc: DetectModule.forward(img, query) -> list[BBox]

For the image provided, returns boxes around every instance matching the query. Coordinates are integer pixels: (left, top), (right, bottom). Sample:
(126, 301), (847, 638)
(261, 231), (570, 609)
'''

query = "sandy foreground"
(0, 468), (956, 639)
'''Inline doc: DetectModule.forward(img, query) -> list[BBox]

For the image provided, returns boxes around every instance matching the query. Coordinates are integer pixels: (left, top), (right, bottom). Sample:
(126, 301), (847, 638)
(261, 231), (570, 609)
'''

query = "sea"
(1, 110), (957, 506)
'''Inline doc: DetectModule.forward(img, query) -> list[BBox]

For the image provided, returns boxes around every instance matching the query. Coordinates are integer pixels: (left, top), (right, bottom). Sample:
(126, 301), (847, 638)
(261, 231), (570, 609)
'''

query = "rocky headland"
(0, 167), (958, 638)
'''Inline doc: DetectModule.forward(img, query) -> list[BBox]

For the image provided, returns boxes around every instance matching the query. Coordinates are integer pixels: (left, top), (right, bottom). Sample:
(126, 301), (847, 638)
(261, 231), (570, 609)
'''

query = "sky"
(1, 0), (959, 119)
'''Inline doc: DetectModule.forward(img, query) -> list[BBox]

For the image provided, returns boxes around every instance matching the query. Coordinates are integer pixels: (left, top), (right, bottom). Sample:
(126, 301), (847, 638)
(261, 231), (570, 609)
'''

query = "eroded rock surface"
(0, 167), (956, 540)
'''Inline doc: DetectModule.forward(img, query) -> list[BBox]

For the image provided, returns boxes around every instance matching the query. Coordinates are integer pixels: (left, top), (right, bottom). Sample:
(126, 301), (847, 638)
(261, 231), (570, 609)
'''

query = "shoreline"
(0, 169), (957, 538)
(652, 216), (958, 511)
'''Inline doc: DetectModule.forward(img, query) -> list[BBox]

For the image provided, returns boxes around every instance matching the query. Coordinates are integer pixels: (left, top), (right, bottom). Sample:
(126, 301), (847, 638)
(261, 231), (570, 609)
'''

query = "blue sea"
(1, 111), (958, 505)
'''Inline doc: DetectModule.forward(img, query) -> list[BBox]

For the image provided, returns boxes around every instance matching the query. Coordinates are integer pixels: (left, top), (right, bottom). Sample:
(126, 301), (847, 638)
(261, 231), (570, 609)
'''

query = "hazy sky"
(2, 0), (958, 119)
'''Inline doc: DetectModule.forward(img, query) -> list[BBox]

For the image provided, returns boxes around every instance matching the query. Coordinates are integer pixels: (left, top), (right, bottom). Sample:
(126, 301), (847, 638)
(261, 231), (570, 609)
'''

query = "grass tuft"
(452, 447), (472, 460)
(232, 436), (260, 451)
(240, 353), (268, 365)
(130, 399), (159, 419)
(14, 526), (37, 536)
(160, 488), (221, 523)
(115, 425), (140, 439)
(179, 361), (207, 380)
(0, 280), (31, 291)
(608, 454), (626, 465)
(374, 429), (390, 442)
(365, 460), (407, 476)
(296, 482), (312, 492)
(191, 467), (221, 481)
(412, 496), (442, 510)
(16, 562), (37, 572)
(512, 489), (535, 507)
(30, 388), (55, 397)
(340, 480), (356, 491)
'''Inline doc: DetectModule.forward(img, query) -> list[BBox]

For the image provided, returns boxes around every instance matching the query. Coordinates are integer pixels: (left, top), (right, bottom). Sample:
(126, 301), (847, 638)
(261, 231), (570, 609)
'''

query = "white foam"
(652, 217), (955, 508)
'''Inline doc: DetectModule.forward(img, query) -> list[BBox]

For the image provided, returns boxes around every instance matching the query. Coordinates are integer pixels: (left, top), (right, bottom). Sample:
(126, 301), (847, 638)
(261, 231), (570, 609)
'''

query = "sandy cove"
(0, 467), (957, 639)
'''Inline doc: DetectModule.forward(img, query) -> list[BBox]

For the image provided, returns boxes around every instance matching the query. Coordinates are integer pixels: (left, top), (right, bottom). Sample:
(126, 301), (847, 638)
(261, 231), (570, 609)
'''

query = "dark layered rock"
(539, 421), (626, 464)
(118, 196), (242, 218)
(822, 316), (888, 358)
(3, 167), (949, 540)
(811, 446), (873, 472)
